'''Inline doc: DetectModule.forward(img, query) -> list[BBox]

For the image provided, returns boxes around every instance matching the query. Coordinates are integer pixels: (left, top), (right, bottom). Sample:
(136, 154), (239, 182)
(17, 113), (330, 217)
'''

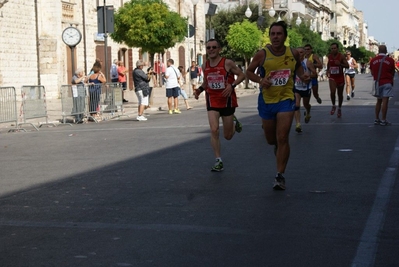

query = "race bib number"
(330, 67), (339, 75)
(270, 69), (291, 86)
(295, 77), (306, 88)
(72, 85), (78, 98)
(207, 75), (225, 89)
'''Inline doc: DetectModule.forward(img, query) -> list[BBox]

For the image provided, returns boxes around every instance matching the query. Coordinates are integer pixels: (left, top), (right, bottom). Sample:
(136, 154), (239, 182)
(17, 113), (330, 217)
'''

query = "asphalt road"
(0, 73), (398, 267)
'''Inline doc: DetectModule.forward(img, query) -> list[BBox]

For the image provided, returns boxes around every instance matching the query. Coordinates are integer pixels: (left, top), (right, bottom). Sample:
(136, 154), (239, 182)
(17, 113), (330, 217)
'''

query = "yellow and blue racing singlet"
(258, 46), (296, 104)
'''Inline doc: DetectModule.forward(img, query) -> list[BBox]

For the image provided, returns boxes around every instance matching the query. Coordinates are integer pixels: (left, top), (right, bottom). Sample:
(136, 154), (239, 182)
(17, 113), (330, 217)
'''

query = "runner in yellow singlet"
(246, 21), (310, 190)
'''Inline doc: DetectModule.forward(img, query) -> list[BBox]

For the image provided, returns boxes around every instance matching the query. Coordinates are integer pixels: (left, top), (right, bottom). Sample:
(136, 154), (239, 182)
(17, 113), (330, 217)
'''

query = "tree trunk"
(244, 55), (249, 89)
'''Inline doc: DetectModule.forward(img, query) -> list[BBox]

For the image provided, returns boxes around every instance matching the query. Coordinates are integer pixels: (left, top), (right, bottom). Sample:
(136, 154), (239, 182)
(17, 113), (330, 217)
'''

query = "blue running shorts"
(258, 94), (295, 120)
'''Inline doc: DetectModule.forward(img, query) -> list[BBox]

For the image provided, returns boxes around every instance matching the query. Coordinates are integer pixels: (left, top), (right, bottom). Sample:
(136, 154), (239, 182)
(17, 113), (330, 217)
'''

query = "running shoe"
(295, 123), (302, 133)
(233, 116), (243, 133)
(380, 120), (392, 126)
(136, 115), (148, 121)
(211, 159), (224, 172)
(168, 110), (173, 115)
(330, 106), (336, 115)
(273, 173), (286, 190)
(374, 119), (381, 125)
(304, 105), (311, 123)
(351, 91), (355, 98)
(316, 97), (322, 104)
(337, 108), (342, 118)
(347, 95), (350, 101)
(173, 109), (181, 114)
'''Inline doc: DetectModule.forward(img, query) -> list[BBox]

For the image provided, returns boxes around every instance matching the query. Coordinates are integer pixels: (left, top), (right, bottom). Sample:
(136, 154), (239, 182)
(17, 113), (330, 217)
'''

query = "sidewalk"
(1, 78), (337, 130)
(42, 86), (259, 126)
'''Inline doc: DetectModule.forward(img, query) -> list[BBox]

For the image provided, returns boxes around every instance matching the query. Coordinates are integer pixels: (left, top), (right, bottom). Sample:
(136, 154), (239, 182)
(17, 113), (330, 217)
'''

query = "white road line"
(351, 136), (399, 267)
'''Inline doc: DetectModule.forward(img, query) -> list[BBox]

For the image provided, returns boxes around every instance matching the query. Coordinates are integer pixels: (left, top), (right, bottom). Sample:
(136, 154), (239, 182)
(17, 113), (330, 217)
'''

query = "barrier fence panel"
(20, 85), (56, 130)
(101, 83), (126, 120)
(0, 86), (22, 132)
(59, 83), (126, 124)
(60, 84), (86, 125)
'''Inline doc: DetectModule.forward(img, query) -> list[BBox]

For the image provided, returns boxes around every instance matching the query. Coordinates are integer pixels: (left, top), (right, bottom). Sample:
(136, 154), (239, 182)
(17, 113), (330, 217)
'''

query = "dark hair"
(167, 59), (174, 64)
(330, 42), (339, 49)
(269, 21), (288, 37)
(206, 38), (222, 48)
(92, 62), (102, 73)
(92, 61), (102, 71)
(304, 44), (312, 49)
(147, 67), (152, 72)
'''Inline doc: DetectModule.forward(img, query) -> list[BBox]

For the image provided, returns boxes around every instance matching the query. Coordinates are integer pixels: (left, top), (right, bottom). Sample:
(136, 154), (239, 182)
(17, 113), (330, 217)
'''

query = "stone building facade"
(0, 0), (206, 99)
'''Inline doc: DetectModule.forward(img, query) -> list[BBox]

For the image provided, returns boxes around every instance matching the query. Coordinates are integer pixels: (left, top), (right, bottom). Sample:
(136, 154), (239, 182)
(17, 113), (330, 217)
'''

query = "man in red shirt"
(370, 45), (396, 125)
(326, 43), (349, 118)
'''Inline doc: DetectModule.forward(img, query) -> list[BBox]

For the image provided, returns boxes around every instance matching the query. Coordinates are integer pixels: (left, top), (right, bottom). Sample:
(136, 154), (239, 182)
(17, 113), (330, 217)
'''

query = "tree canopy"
(226, 19), (262, 87)
(226, 19), (262, 64)
(210, 3), (378, 61)
(111, 0), (187, 55)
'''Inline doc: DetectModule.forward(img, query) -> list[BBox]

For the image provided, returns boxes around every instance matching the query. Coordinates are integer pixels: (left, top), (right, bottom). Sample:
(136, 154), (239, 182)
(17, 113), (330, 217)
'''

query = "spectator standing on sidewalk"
(187, 61), (200, 95)
(327, 42), (349, 118)
(165, 59), (181, 114)
(133, 60), (151, 121)
(110, 59), (119, 83)
(71, 68), (87, 123)
(194, 38), (245, 172)
(146, 66), (155, 109)
(88, 61), (106, 118)
(118, 61), (129, 103)
(178, 66), (192, 110)
(370, 45), (395, 126)
(246, 21), (310, 190)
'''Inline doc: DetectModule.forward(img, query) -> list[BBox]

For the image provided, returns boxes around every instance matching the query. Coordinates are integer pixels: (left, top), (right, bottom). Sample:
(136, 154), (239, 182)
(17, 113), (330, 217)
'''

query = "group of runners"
(194, 20), (395, 191)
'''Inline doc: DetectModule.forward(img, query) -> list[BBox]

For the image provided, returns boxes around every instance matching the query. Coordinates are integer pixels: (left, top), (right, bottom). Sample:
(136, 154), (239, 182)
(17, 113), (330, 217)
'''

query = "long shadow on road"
(0, 87), (398, 266)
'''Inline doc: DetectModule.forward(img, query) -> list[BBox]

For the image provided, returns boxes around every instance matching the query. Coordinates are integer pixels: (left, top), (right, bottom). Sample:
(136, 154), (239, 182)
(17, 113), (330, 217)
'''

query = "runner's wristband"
(198, 86), (205, 92)
(231, 83), (237, 89)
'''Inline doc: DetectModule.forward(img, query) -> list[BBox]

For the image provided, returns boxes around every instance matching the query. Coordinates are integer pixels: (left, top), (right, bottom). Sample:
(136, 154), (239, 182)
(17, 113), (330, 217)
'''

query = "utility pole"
(103, 0), (109, 81)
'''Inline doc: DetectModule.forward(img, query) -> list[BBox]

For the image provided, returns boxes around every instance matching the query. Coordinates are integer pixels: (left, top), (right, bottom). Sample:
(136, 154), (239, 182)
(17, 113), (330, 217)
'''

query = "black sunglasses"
(206, 46), (219, 50)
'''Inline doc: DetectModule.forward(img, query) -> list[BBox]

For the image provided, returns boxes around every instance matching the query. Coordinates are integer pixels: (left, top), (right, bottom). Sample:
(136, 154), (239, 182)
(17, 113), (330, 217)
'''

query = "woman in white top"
(344, 51), (358, 100)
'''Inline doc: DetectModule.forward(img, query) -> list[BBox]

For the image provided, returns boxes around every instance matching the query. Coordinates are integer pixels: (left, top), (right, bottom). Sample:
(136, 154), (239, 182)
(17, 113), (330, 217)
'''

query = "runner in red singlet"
(327, 43), (349, 118)
(194, 39), (245, 172)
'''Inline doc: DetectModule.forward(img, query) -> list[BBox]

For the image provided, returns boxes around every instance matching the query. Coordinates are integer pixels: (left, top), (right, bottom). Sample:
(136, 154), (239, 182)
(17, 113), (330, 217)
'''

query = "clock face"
(62, 27), (82, 47)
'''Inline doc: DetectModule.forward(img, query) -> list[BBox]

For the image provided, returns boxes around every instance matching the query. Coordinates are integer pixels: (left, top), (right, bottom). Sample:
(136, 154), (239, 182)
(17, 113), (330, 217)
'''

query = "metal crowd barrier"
(60, 83), (125, 124)
(20, 85), (56, 130)
(0, 86), (21, 132)
(60, 84), (86, 125)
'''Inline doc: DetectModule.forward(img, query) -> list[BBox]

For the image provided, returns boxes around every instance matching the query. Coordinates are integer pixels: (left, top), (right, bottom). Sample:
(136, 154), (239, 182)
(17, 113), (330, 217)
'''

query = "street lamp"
(268, 7), (276, 17)
(295, 15), (302, 26)
(191, 0), (199, 62)
(245, 6), (252, 18)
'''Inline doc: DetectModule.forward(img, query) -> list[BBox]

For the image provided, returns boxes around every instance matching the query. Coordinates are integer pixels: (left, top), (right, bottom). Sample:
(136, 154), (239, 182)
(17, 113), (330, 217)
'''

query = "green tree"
(288, 28), (302, 48)
(346, 45), (375, 64)
(226, 19), (262, 88)
(212, 4), (265, 60)
(111, 0), (187, 65)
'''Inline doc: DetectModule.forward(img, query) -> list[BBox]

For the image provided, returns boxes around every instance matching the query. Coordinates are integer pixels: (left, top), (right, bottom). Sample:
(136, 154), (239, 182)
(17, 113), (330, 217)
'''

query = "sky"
(355, 0), (399, 51)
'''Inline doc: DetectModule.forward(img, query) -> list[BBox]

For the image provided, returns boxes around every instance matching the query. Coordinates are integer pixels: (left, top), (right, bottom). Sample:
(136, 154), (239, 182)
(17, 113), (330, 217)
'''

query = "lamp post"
(191, 0), (199, 62)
